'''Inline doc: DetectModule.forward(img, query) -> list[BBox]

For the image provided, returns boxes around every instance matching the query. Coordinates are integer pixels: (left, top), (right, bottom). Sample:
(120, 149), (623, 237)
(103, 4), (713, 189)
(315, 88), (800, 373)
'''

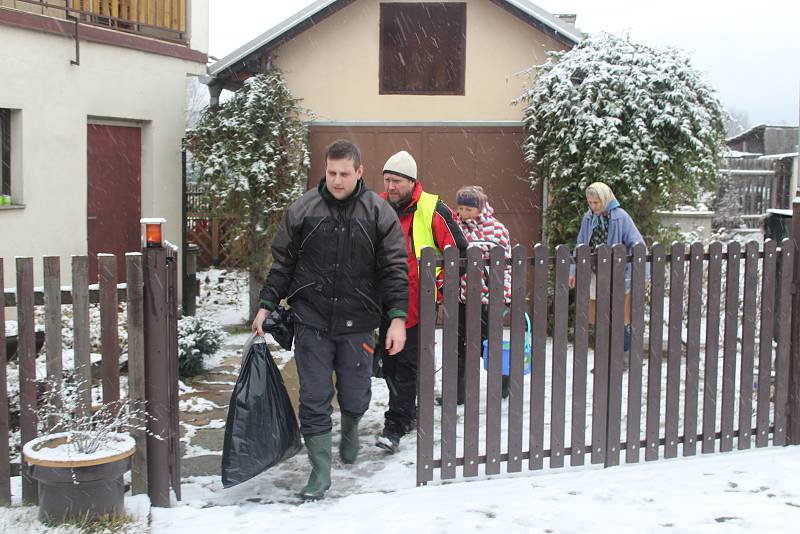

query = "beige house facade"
(205, 0), (581, 248)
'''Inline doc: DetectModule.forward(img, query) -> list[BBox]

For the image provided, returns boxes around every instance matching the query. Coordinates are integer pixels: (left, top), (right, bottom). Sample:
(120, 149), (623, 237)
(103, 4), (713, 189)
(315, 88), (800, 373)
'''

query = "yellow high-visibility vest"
(412, 191), (443, 285)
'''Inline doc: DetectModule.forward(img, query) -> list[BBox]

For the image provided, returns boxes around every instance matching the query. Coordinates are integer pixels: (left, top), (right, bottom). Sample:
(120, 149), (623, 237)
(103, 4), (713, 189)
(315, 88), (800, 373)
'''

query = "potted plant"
(21, 378), (153, 525)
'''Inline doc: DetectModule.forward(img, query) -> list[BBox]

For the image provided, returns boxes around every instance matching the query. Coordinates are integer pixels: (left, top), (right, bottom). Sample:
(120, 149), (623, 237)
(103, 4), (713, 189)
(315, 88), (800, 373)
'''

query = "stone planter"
(23, 432), (135, 524)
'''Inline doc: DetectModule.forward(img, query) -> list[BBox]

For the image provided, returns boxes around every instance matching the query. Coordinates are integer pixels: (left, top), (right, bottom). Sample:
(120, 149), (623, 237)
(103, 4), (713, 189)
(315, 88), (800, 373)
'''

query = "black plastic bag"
(221, 334), (302, 488)
(262, 307), (294, 351)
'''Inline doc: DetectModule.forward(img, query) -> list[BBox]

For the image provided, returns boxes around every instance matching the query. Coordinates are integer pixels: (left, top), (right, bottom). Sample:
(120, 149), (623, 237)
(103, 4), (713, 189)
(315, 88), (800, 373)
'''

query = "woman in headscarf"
(569, 182), (645, 354)
(450, 186), (513, 403)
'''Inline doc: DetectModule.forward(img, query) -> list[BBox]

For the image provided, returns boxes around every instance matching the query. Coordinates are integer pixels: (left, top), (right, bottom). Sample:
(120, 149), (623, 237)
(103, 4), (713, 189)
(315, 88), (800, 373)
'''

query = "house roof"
(726, 123), (798, 145)
(205, 0), (583, 83)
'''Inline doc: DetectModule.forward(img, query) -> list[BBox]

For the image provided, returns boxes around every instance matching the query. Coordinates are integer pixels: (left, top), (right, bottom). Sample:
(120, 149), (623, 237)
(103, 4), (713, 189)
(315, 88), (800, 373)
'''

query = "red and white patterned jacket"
(458, 203), (513, 304)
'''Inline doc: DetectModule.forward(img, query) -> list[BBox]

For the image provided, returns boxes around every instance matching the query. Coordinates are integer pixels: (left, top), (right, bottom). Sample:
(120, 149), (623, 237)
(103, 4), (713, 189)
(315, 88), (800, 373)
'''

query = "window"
(380, 3), (467, 95)
(0, 108), (10, 198)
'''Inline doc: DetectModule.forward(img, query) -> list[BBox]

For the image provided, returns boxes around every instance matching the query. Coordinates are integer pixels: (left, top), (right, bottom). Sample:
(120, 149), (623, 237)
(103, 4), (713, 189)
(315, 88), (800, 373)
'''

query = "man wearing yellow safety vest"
(376, 150), (468, 453)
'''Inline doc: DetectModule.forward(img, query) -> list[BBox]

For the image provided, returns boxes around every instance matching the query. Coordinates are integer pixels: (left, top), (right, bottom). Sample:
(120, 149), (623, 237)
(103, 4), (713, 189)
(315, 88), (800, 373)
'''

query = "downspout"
(207, 81), (223, 107)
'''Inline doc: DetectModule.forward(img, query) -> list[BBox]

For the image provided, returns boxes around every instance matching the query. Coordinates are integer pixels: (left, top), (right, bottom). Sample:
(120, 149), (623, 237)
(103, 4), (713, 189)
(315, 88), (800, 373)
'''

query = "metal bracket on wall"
(67, 14), (80, 66)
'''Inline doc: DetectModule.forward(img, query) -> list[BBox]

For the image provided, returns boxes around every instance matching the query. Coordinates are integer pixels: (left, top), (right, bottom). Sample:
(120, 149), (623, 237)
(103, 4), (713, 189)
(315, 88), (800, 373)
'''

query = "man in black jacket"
(252, 140), (408, 501)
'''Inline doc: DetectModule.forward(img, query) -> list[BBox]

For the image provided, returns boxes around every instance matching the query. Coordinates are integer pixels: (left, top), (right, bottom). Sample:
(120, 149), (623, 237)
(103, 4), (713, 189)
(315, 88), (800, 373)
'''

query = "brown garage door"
(308, 124), (543, 250)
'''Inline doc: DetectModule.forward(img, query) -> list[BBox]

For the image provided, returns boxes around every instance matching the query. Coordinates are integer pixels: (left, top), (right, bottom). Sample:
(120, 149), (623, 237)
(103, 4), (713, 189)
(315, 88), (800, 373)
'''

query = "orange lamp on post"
(141, 218), (166, 249)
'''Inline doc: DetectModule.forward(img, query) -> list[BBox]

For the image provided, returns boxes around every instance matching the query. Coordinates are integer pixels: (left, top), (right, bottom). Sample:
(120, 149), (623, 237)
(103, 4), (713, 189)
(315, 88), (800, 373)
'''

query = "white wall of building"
(0, 22), (206, 290)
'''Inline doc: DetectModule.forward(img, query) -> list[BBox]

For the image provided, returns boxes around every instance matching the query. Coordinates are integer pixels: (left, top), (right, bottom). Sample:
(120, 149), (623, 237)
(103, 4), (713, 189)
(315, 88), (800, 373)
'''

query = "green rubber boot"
(339, 414), (362, 464)
(300, 432), (332, 501)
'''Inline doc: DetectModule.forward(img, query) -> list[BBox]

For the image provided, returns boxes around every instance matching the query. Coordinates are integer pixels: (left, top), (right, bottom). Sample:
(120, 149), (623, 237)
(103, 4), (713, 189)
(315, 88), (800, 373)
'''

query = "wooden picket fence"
(1, 249), (180, 507)
(416, 237), (800, 485)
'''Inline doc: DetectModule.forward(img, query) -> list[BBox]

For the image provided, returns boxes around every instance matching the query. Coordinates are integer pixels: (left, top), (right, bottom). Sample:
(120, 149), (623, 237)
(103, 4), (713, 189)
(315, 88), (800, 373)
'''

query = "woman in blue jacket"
(568, 182), (644, 353)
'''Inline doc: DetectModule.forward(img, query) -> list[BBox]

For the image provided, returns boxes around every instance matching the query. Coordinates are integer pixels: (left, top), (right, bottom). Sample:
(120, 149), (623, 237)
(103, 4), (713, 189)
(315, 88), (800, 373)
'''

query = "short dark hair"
(325, 139), (362, 169)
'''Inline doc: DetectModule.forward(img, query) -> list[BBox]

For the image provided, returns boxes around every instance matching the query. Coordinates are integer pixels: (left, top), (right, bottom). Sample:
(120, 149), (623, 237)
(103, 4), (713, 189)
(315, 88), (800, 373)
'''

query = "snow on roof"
(207, 0), (583, 79)
(758, 152), (799, 160)
(722, 149), (762, 158)
(726, 123), (799, 144)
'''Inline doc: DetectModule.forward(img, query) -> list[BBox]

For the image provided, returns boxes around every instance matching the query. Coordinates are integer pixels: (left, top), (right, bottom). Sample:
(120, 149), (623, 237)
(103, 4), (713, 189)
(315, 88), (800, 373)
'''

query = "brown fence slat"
(664, 242), (685, 459)
(738, 241), (759, 449)
(484, 246), (505, 475)
(571, 245), (590, 466)
(645, 243), (666, 461)
(506, 245), (527, 473)
(528, 244), (548, 470)
(605, 244), (627, 467)
(702, 242), (723, 453)
(755, 240), (776, 447)
(683, 243), (703, 456)
(72, 256), (92, 417)
(99, 254), (120, 404)
(550, 246), (570, 468)
(167, 248), (181, 500)
(0, 259), (9, 506)
(43, 256), (63, 431)
(774, 239), (794, 445)
(17, 257), (37, 504)
(625, 243), (646, 463)
(126, 253), (148, 495)
(591, 245), (611, 464)
(720, 241), (741, 452)
(416, 248), (437, 485)
(439, 246), (460, 480)
(462, 247), (483, 477)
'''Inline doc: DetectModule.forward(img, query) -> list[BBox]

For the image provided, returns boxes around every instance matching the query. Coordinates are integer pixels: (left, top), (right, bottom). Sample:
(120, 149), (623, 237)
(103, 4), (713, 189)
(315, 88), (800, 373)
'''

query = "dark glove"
(262, 307), (294, 351)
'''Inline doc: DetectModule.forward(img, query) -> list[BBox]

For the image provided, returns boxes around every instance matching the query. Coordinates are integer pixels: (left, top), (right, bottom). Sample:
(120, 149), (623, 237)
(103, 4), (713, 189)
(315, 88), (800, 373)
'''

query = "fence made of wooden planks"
(1, 249), (180, 507)
(417, 236), (800, 486)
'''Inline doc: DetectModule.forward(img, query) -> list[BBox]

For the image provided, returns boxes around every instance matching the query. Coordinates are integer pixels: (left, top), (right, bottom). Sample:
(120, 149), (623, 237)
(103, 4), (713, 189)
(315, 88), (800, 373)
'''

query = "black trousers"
(293, 324), (374, 436)
(381, 324), (419, 434)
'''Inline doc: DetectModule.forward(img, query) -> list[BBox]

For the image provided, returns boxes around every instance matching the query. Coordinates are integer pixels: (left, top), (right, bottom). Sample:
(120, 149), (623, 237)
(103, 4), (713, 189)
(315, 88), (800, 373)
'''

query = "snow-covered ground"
(150, 445), (800, 533)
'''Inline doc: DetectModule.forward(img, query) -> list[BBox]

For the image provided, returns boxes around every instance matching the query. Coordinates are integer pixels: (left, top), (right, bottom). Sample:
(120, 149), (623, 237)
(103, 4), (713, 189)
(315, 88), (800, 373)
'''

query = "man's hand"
(251, 308), (269, 336)
(384, 317), (407, 356)
(569, 275), (576, 289)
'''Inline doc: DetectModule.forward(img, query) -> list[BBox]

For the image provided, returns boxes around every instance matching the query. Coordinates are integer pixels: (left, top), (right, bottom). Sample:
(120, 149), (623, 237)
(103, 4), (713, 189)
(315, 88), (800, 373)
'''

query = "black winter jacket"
(259, 179), (408, 336)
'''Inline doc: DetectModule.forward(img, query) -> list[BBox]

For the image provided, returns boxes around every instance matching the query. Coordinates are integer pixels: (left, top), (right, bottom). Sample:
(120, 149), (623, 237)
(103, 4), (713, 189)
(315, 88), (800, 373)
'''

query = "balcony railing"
(1, 0), (188, 43)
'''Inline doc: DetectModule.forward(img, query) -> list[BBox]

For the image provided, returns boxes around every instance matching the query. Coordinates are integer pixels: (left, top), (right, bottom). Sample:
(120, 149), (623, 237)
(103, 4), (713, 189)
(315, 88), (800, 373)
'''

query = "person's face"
(456, 205), (480, 220)
(383, 173), (415, 205)
(326, 157), (362, 200)
(587, 195), (604, 215)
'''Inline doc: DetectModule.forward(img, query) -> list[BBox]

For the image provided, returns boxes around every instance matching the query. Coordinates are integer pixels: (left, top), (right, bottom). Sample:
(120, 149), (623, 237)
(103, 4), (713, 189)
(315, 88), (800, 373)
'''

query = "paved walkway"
(179, 332), (301, 478)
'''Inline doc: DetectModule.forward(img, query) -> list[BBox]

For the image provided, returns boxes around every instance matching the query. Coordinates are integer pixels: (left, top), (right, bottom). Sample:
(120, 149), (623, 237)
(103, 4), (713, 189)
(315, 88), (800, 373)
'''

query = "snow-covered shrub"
(519, 32), (726, 248)
(34, 303), (128, 354)
(177, 316), (225, 378)
(187, 70), (309, 316)
(30, 376), (157, 455)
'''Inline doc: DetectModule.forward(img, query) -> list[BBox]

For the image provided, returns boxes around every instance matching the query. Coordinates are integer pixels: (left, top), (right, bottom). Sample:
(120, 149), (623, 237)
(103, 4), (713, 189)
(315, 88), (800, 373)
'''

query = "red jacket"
(381, 181), (468, 328)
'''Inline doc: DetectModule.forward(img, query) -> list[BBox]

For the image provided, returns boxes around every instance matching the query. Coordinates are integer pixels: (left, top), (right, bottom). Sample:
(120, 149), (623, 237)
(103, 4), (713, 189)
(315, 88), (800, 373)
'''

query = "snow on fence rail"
(417, 238), (800, 486)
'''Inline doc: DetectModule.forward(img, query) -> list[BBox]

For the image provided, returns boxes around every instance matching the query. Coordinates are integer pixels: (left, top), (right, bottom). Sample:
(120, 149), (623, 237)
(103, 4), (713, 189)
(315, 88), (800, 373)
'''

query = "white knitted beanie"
(382, 150), (417, 181)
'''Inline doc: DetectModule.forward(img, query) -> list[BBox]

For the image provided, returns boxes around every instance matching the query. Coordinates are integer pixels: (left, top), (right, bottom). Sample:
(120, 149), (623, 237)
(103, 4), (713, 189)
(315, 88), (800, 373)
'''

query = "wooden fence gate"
(416, 232), (800, 485)
(1, 245), (180, 507)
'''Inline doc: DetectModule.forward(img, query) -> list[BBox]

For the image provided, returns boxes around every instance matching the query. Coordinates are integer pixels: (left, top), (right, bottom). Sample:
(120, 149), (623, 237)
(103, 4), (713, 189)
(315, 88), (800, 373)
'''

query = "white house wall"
(0, 23), (205, 290)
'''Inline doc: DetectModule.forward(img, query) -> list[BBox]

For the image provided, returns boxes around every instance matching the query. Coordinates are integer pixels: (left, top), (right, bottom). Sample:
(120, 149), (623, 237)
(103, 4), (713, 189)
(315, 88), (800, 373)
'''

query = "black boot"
(376, 421), (403, 454)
